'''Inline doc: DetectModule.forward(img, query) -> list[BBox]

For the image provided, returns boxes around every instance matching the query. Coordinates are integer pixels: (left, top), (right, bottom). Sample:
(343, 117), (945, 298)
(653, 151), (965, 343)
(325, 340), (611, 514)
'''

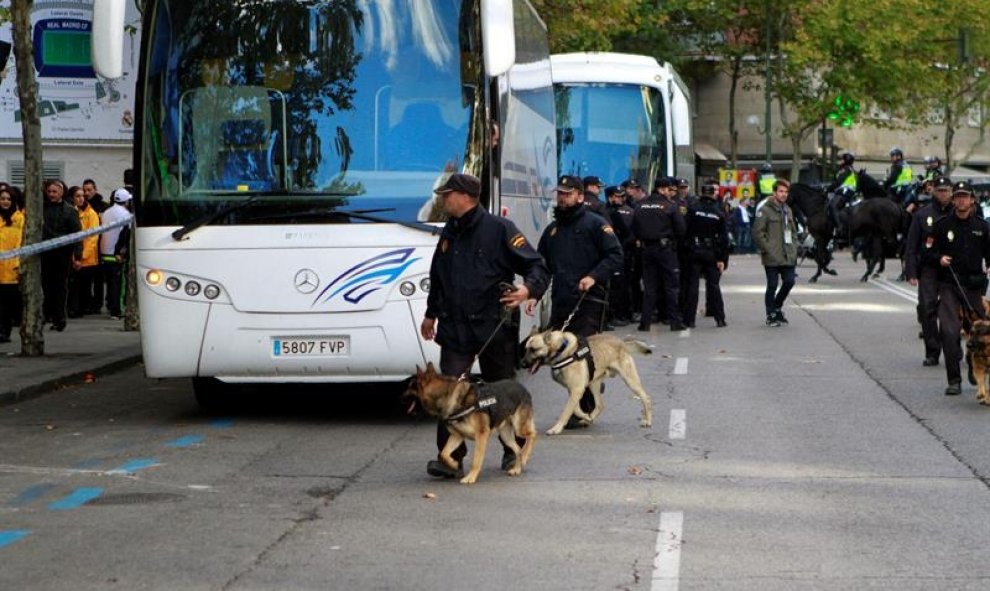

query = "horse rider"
(828, 152), (858, 237)
(905, 176), (953, 368)
(923, 156), (944, 183)
(758, 163), (776, 200)
(885, 147), (915, 205)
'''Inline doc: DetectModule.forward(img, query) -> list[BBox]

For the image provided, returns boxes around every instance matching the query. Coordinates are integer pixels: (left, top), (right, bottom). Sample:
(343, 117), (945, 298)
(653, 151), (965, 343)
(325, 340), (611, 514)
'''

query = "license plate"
(272, 336), (350, 357)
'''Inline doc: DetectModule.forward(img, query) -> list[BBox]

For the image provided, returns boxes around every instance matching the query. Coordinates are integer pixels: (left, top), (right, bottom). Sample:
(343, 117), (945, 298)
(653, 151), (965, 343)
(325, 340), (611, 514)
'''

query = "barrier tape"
(0, 214), (134, 261)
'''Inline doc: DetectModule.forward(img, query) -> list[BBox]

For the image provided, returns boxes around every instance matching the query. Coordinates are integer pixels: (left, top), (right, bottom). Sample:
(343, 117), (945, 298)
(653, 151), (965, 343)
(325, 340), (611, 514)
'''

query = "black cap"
(555, 175), (584, 193)
(678, 178), (690, 187)
(582, 175), (602, 187)
(934, 176), (952, 188)
(620, 178), (642, 189)
(655, 176), (677, 189)
(604, 185), (624, 198)
(434, 173), (481, 197)
(952, 181), (974, 196)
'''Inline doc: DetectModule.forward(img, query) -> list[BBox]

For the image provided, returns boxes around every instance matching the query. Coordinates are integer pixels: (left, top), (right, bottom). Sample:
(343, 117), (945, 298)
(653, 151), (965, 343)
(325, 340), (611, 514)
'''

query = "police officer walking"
(632, 176), (686, 332)
(582, 175), (609, 218)
(528, 175), (623, 419)
(421, 173), (550, 478)
(929, 181), (990, 396)
(605, 185), (634, 326)
(905, 176), (953, 367)
(682, 179), (730, 328)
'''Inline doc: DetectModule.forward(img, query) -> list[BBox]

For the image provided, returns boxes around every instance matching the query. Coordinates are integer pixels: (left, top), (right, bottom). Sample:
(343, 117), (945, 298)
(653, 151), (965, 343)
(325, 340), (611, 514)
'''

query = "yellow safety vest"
(839, 169), (857, 191)
(759, 175), (775, 196)
(894, 163), (914, 187)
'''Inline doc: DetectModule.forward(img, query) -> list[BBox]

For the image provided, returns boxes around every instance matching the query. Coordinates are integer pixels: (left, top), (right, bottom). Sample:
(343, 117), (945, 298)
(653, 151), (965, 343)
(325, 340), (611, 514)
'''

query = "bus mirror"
(91, 0), (126, 79)
(482, 0), (515, 77)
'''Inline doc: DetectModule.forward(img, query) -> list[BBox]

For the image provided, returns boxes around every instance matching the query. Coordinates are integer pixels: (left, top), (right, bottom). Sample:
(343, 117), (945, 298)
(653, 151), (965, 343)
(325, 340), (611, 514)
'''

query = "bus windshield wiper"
(251, 207), (442, 236)
(172, 196), (261, 241)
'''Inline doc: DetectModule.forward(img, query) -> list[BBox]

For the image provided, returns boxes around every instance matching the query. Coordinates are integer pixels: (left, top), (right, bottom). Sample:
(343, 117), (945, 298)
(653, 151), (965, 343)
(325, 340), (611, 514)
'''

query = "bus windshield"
(555, 82), (667, 189)
(139, 0), (485, 226)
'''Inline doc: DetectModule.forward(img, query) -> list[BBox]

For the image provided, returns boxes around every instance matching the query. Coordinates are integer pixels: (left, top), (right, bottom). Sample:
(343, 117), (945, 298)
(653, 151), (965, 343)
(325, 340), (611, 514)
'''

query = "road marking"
(108, 458), (160, 474)
(652, 511), (684, 591)
(678, 328), (690, 338)
(668, 410), (686, 440)
(209, 419), (235, 429)
(8, 483), (56, 507)
(872, 277), (918, 303)
(673, 357), (689, 375)
(0, 530), (31, 549)
(49, 488), (103, 510)
(166, 435), (204, 448)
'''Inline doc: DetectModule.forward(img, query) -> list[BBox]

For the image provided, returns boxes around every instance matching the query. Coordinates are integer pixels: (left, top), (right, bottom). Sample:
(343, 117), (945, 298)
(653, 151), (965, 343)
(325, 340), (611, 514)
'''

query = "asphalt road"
(2, 253), (990, 590)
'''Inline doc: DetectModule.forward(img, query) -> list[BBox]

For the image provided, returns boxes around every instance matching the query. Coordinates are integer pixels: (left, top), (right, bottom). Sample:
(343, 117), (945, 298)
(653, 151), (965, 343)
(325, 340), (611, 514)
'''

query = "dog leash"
(457, 315), (509, 382)
(558, 291), (588, 332)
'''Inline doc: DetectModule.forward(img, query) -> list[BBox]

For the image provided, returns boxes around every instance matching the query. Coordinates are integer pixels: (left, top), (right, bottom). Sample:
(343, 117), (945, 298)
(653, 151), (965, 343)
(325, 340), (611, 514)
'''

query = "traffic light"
(827, 94), (860, 128)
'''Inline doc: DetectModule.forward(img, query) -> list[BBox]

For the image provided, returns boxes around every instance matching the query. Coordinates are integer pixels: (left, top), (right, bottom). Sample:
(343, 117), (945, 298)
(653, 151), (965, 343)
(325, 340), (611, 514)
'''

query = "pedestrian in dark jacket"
(41, 180), (82, 331)
(421, 173), (550, 479)
(753, 179), (798, 327)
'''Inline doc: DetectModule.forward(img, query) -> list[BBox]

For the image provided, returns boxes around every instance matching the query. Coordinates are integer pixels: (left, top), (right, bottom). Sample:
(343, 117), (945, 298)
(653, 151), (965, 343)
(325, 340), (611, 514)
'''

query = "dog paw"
(640, 420), (652, 428)
(545, 426), (563, 436)
(459, 474), (478, 485)
(507, 466), (522, 476)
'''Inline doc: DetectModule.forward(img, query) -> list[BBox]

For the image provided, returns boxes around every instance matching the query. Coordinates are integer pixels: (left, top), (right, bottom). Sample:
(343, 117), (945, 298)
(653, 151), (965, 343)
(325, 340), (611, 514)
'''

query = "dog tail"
(622, 339), (653, 356)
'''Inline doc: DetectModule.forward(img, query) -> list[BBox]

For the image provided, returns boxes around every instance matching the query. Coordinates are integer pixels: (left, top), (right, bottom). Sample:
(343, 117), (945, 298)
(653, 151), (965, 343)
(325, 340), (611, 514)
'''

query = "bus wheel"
(192, 377), (235, 411)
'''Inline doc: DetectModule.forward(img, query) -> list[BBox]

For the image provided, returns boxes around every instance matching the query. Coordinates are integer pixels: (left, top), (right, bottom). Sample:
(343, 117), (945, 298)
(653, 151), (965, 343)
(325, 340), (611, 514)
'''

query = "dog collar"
(550, 337), (592, 371)
(548, 337), (571, 364)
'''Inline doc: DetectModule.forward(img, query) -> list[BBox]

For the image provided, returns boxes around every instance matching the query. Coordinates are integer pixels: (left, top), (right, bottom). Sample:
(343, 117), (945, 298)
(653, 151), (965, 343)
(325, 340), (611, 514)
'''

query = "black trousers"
(41, 251), (72, 327)
(640, 245), (680, 328)
(0, 283), (17, 339)
(918, 267), (941, 360)
(103, 260), (125, 316)
(608, 268), (631, 322)
(68, 265), (99, 316)
(938, 282), (983, 385)
(435, 323), (518, 464)
(763, 265), (796, 316)
(682, 259), (725, 326)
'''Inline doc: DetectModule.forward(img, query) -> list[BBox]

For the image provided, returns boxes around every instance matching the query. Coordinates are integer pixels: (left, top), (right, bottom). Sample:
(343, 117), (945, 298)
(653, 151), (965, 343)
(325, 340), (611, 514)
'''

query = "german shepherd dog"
(963, 298), (990, 405)
(521, 330), (653, 435)
(406, 363), (537, 484)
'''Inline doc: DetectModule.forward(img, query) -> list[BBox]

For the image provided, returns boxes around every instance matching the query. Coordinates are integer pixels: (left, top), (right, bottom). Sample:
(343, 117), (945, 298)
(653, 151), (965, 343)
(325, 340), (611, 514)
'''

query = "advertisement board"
(718, 168), (758, 201)
(0, 0), (140, 142)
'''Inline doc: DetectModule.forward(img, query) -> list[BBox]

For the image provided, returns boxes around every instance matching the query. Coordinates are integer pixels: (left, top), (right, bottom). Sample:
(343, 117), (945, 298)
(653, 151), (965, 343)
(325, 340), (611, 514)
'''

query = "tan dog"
(406, 363), (537, 484)
(963, 298), (990, 405)
(521, 330), (653, 435)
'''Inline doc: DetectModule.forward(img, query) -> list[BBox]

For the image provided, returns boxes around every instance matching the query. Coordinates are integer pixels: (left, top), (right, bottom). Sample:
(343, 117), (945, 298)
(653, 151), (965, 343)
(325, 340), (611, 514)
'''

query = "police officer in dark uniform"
(605, 185), (634, 325)
(905, 176), (953, 367)
(529, 175), (623, 418)
(927, 181), (990, 396)
(682, 179), (730, 328)
(674, 178), (695, 319)
(632, 176), (686, 332)
(421, 173), (550, 478)
(621, 179), (647, 317)
(582, 175), (609, 218)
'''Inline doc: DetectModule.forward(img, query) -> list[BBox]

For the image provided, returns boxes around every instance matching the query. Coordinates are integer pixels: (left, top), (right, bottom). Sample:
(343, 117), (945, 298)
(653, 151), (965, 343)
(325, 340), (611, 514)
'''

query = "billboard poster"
(0, 0), (141, 142)
(718, 168), (758, 201)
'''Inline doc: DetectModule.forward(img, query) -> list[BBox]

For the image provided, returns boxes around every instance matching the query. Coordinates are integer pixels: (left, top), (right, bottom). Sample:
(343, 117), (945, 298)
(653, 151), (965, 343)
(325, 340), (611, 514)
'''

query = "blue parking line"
(73, 457), (104, 470)
(0, 530), (31, 549)
(8, 483), (57, 507)
(108, 458), (159, 474)
(209, 418), (234, 429)
(166, 435), (204, 448)
(49, 488), (103, 510)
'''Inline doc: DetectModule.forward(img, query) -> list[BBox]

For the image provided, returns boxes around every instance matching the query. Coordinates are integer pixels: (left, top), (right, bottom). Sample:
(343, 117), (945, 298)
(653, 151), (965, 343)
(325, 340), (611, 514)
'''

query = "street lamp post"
(763, 1), (773, 165)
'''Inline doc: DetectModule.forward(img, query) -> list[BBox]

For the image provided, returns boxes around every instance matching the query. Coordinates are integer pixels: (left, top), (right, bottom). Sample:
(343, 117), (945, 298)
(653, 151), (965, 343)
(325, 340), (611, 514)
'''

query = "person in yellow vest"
(827, 152), (858, 236)
(68, 185), (101, 318)
(885, 147), (915, 204)
(0, 187), (23, 343)
(758, 163), (776, 199)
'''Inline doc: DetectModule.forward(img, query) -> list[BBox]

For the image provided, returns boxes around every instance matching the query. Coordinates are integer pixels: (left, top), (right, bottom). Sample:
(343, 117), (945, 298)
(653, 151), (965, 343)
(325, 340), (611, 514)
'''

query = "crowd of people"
(0, 176), (133, 343)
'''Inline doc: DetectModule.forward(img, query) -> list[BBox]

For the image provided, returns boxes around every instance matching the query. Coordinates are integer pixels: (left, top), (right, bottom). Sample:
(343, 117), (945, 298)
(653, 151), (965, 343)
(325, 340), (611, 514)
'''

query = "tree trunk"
(12, 0), (44, 356)
(728, 57), (741, 168)
(944, 106), (955, 174)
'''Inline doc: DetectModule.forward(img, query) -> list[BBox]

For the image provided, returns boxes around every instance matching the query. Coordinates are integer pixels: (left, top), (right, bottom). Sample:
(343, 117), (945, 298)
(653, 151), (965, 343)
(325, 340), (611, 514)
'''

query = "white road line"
(673, 357), (689, 375)
(872, 277), (918, 303)
(678, 328), (691, 338)
(652, 511), (684, 591)
(668, 409), (686, 440)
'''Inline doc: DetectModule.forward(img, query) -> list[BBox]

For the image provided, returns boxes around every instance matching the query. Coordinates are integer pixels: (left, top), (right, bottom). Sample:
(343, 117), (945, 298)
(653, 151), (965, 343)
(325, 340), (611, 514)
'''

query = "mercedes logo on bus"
(294, 269), (320, 294)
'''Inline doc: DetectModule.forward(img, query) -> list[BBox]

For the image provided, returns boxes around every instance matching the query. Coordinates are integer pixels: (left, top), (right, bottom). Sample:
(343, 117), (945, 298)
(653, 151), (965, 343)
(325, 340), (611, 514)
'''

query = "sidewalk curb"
(0, 353), (143, 407)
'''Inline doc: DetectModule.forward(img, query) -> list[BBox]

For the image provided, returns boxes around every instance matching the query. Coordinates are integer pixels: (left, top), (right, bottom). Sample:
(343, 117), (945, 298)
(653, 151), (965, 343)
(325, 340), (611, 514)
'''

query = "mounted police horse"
(846, 171), (910, 281)
(788, 183), (836, 283)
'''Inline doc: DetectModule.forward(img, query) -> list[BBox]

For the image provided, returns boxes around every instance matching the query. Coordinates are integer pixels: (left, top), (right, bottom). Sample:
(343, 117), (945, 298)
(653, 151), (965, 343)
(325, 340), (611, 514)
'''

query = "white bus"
(92, 0), (556, 405)
(551, 52), (693, 190)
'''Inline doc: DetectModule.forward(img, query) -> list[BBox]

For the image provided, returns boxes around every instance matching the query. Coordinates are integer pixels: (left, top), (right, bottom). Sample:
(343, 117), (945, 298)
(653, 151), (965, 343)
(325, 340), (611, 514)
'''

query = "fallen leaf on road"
(628, 466), (643, 476)
(45, 424), (56, 431)
(423, 492), (437, 500)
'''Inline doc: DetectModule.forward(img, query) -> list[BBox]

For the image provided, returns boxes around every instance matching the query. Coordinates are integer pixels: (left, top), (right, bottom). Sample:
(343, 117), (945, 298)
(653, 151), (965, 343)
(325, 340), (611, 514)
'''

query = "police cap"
(556, 175), (584, 193)
(604, 185), (625, 198)
(933, 176), (952, 188)
(620, 178), (642, 189)
(434, 173), (481, 198)
(677, 178), (690, 188)
(952, 181), (974, 196)
(655, 176), (678, 189)
(582, 175), (602, 188)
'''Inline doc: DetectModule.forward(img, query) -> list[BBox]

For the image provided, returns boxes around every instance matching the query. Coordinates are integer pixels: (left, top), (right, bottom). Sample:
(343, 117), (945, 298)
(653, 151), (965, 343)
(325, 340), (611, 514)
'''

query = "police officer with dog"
(421, 173), (550, 478)
(632, 176), (686, 332)
(905, 176), (953, 367)
(927, 180), (990, 396)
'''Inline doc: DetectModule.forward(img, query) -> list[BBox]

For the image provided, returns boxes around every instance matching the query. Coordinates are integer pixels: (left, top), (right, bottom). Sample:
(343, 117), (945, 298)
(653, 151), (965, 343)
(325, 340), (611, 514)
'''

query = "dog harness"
(444, 383), (497, 424)
(549, 336), (596, 381)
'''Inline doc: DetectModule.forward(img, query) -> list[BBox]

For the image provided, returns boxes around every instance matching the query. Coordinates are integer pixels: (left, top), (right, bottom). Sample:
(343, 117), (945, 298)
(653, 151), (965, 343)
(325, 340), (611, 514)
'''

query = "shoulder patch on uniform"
(602, 224), (614, 234)
(510, 233), (527, 248)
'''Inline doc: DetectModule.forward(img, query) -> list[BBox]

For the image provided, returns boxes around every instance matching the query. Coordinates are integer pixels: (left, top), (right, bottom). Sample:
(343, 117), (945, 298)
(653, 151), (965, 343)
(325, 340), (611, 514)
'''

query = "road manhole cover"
(85, 492), (186, 506)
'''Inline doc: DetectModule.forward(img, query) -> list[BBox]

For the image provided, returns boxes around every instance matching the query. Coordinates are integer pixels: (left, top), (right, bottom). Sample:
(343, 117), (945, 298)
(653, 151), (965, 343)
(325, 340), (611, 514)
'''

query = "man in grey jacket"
(753, 179), (799, 327)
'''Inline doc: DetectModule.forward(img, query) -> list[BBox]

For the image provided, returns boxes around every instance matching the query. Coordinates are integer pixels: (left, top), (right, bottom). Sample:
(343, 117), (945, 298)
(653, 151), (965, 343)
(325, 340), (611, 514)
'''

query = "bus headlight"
(145, 269), (163, 286)
(420, 278), (430, 293)
(399, 281), (416, 297)
(184, 281), (201, 296)
(203, 284), (221, 300)
(165, 277), (181, 292)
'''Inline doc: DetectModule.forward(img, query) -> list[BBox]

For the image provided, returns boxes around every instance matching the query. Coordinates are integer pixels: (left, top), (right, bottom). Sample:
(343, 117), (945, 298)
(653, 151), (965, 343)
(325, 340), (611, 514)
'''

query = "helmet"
(840, 152), (855, 165)
(922, 155), (934, 165)
(890, 147), (903, 158)
(760, 163), (773, 173)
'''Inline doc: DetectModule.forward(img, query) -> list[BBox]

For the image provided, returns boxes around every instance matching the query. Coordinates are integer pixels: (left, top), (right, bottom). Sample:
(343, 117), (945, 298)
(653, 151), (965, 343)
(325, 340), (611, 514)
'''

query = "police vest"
(759, 175), (775, 195)
(839, 169), (857, 191)
(894, 163), (914, 187)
